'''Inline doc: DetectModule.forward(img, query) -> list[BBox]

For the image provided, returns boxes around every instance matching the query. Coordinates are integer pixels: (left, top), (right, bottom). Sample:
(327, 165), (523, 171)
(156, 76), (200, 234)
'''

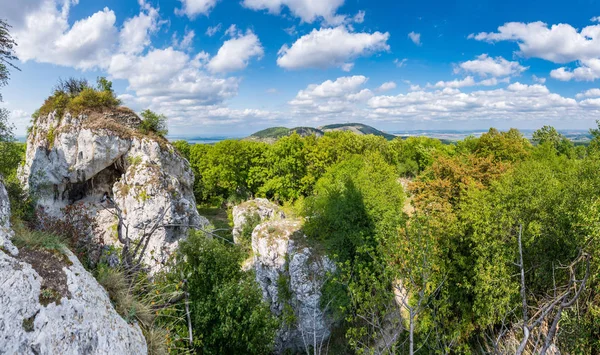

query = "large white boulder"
(19, 109), (207, 272)
(232, 198), (285, 244)
(0, 181), (147, 354)
(252, 219), (335, 353)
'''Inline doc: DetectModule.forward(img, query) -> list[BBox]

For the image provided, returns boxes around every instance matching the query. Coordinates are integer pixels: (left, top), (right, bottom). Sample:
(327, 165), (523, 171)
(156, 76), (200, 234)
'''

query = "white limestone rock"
(232, 198), (285, 244)
(19, 109), (207, 272)
(0, 181), (147, 354)
(252, 219), (335, 353)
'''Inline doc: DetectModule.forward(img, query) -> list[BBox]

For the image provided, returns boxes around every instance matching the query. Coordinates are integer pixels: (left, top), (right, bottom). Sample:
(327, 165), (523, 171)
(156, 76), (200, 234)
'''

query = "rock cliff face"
(234, 199), (335, 353)
(19, 109), (207, 272)
(0, 181), (147, 354)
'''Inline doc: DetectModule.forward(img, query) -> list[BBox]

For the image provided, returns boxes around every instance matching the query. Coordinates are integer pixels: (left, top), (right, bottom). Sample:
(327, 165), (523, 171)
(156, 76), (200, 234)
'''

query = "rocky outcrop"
(251, 218), (335, 353)
(0, 181), (147, 354)
(232, 198), (285, 243)
(19, 109), (207, 272)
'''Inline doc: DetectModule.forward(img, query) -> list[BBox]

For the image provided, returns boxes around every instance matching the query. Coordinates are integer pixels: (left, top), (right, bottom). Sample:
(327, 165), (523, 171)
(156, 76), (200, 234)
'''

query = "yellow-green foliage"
(127, 155), (143, 167)
(67, 88), (121, 116)
(37, 78), (121, 119)
(139, 190), (150, 202)
(46, 126), (56, 147)
(39, 91), (70, 119)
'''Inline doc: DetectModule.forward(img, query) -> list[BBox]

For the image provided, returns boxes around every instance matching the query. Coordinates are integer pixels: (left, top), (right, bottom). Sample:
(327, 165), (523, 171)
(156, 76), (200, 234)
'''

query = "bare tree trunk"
(409, 311), (415, 355)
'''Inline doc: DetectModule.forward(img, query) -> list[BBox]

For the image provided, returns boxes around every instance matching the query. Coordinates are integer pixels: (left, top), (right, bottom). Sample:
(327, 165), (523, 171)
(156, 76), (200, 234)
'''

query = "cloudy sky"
(2, 0), (600, 137)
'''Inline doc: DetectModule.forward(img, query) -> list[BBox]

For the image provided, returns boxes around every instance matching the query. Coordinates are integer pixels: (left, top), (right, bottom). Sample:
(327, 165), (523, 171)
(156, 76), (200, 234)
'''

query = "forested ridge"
(169, 126), (600, 353)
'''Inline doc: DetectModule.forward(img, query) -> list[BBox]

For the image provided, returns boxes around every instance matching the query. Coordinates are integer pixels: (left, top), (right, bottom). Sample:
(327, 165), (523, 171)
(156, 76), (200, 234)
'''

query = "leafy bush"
(158, 231), (278, 354)
(37, 77), (120, 118)
(139, 109), (168, 137)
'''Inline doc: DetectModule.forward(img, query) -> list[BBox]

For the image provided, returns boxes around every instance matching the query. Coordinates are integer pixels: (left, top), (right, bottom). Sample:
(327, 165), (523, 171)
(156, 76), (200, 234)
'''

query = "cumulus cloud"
(428, 76), (511, 89)
(241, 0), (345, 24)
(282, 76), (600, 126)
(289, 76), (374, 116)
(576, 88), (600, 98)
(377, 82), (397, 92)
(470, 20), (600, 81)
(408, 31), (421, 46)
(12, 1), (118, 69)
(550, 59), (600, 81)
(119, 2), (161, 55)
(532, 75), (546, 84)
(207, 29), (264, 73)
(172, 29), (196, 51)
(277, 26), (390, 70)
(367, 82), (583, 122)
(175, 0), (219, 18)
(469, 21), (600, 63)
(455, 54), (527, 77)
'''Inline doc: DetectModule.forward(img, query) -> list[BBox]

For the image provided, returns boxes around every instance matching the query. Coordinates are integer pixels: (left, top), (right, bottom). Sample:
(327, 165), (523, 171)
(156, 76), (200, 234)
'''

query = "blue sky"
(2, 0), (600, 137)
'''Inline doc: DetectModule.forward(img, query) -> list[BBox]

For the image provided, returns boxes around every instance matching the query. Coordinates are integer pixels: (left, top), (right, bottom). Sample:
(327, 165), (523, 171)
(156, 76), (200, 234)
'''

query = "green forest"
(168, 127), (598, 353)
(2, 17), (600, 355)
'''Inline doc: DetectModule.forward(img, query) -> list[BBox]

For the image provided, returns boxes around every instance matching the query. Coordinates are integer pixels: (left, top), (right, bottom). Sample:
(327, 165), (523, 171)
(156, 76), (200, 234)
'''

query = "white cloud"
(284, 26), (297, 36)
(394, 58), (407, 68)
(224, 24), (240, 37)
(591, 16), (600, 22)
(429, 76), (476, 88)
(175, 0), (219, 18)
(119, 3), (160, 55)
(207, 30), (264, 73)
(289, 76), (374, 117)
(377, 81), (397, 92)
(408, 31), (421, 46)
(469, 21), (600, 63)
(576, 88), (600, 98)
(367, 82), (583, 122)
(13, 1), (118, 70)
(532, 75), (546, 84)
(206, 24), (222, 36)
(277, 26), (390, 70)
(353, 11), (365, 24)
(341, 63), (354, 72)
(241, 0), (345, 24)
(550, 59), (600, 81)
(455, 54), (527, 77)
(172, 29), (196, 51)
(470, 20), (600, 82)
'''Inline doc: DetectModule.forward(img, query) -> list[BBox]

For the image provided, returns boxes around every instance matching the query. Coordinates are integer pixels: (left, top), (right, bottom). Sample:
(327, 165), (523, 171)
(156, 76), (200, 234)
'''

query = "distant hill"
(246, 123), (396, 142)
(319, 123), (396, 140)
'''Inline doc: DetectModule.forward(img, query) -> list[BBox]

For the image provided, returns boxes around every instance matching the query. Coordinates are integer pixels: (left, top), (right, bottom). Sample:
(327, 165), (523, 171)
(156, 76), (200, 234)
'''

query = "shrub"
(139, 109), (168, 137)
(158, 231), (278, 354)
(66, 88), (121, 115)
(37, 77), (121, 118)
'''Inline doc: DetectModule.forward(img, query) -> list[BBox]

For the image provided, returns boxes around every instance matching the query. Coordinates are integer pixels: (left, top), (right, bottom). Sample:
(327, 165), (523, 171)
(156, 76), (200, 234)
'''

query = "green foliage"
(250, 126), (292, 139)
(303, 153), (405, 263)
(11, 221), (67, 251)
(172, 140), (191, 160)
(37, 77), (120, 118)
(160, 231), (278, 354)
(139, 109), (168, 137)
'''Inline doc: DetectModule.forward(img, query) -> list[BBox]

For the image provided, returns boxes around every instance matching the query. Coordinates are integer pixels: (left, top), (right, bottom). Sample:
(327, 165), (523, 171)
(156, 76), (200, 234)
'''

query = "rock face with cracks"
(0, 181), (148, 354)
(235, 199), (334, 354)
(19, 109), (207, 272)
